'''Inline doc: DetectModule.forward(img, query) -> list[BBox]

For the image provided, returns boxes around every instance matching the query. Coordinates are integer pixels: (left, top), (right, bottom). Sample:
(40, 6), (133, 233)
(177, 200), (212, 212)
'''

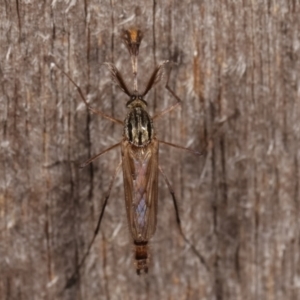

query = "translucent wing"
(121, 138), (159, 241)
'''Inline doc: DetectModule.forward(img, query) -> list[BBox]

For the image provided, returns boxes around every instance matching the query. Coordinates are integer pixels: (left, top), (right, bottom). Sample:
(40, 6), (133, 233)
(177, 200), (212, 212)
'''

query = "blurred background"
(0, 1), (300, 299)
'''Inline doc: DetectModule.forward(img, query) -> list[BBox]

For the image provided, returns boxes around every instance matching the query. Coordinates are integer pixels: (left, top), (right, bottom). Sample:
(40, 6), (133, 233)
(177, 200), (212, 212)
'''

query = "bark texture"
(1, 1), (300, 299)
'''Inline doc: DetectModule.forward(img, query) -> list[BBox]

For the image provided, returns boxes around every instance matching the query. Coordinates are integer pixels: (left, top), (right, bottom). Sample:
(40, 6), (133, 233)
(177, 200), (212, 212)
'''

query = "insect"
(55, 28), (205, 284)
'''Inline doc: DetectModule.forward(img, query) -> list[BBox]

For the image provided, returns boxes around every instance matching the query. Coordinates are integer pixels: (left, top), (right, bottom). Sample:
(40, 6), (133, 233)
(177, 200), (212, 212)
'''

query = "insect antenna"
(51, 63), (123, 125)
(122, 28), (143, 93)
(104, 63), (131, 97)
(141, 61), (169, 97)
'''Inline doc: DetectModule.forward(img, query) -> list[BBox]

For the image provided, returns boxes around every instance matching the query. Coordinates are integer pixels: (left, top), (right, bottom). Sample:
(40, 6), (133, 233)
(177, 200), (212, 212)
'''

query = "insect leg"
(52, 63), (123, 125)
(152, 64), (182, 120)
(158, 140), (206, 156)
(158, 165), (208, 270)
(65, 160), (122, 289)
(80, 142), (121, 168)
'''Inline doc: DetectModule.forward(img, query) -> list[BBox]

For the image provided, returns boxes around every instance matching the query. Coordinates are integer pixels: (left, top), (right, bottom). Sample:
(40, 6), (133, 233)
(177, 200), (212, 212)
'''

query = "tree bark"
(1, 1), (299, 299)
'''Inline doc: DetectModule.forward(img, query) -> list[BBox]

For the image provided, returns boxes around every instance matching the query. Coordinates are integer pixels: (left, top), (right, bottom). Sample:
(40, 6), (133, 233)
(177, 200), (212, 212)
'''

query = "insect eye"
(132, 96), (136, 100)
(138, 96), (142, 100)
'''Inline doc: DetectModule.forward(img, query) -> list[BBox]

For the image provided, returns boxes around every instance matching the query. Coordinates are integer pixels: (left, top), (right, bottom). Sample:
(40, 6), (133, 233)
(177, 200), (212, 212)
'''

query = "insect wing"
(121, 139), (159, 241)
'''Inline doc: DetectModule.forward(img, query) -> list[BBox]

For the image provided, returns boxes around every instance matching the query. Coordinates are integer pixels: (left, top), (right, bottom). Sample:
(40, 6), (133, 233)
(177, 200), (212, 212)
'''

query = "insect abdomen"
(124, 107), (153, 147)
(134, 241), (149, 275)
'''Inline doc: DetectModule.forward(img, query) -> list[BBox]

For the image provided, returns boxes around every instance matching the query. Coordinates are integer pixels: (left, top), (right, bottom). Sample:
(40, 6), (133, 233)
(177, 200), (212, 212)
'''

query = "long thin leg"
(65, 160), (122, 289)
(158, 165), (208, 271)
(158, 140), (205, 156)
(152, 64), (182, 120)
(152, 101), (181, 120)
(80, 142), (121, 168)
(52, 63), (123, 125)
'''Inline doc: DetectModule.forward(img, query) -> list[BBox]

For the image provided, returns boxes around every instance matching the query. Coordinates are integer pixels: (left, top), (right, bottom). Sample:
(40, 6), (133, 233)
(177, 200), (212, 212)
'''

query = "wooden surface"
(1, 1), (300, 299)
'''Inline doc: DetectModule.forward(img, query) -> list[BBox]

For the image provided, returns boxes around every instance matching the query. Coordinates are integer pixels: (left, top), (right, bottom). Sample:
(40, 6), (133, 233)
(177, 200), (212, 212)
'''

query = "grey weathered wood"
(1, 1), (300, 299)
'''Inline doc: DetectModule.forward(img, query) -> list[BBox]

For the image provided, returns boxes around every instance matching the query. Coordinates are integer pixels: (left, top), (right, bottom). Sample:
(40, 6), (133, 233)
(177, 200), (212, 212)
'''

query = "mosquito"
(54, 28), (206, 285)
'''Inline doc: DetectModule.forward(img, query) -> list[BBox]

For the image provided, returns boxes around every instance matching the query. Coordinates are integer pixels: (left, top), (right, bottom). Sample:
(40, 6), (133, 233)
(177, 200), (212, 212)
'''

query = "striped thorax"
(124, 96), (154, 147)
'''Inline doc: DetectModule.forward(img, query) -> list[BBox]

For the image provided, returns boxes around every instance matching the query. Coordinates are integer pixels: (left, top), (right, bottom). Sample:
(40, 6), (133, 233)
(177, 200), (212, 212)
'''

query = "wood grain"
(1, 1), (299, 299)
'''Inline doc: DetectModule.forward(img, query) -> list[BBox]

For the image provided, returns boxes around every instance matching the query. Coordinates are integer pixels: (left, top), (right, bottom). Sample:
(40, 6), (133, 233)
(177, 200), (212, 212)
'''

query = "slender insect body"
(121, 138), (159, 274)
(56, 28), (205, 287)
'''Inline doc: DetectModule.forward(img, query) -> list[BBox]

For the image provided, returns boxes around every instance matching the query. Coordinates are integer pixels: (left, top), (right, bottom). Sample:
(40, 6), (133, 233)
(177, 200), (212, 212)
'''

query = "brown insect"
(55, 28), (205, 285)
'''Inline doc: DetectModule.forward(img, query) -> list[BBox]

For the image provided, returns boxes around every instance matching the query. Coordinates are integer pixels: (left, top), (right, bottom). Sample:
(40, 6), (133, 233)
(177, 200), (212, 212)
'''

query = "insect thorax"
(124, 100), (154, 147)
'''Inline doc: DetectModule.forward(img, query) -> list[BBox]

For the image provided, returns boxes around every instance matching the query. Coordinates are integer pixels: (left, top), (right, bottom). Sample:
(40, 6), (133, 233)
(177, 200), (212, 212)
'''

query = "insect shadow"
(54, 28), (207, 288)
